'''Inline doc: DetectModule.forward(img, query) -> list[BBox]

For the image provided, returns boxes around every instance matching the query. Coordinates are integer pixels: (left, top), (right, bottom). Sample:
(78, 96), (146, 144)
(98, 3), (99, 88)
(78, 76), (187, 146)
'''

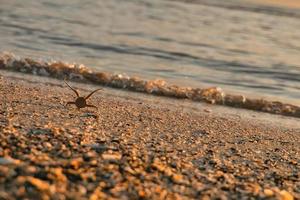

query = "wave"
(1, 52), (300, 118)
(172, 0), (300, 18)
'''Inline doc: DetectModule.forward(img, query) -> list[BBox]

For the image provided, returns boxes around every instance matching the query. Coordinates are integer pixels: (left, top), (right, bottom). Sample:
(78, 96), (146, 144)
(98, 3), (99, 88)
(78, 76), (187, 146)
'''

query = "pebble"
(83, 151), (97, 161)
(43, 142), (52, 149)
(151, 158), (167, 172)
(88, 143), (107, 153)
(17, 176), (51, 192)
(69, 158), (83, 170)
(171, 174), (185, 184)
(102, 152), (122, 161)
(28, 128), (52, 135)
(0, 157), (21, 165)
(279, 190), (294, 200)
(263, 189), (274, 196)
(204, 108), (212, 113)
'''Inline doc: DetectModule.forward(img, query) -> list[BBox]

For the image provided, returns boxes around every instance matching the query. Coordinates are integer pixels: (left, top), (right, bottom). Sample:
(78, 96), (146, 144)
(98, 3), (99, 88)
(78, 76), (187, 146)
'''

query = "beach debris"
(1, 52), (300, 118)
(64, 79), (101, 110)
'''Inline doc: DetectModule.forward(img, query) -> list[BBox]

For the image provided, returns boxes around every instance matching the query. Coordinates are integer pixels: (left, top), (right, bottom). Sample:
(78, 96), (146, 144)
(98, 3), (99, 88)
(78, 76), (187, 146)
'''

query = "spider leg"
(85, 88), (102, 100)
(64, 79), (79, 97)
(66, 101), (75, 106)
(86, 104), (97, 108)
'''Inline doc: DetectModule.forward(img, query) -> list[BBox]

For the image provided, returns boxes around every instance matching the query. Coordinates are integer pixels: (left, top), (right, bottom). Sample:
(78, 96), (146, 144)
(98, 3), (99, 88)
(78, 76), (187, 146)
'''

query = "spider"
(64, 80), (102, 110)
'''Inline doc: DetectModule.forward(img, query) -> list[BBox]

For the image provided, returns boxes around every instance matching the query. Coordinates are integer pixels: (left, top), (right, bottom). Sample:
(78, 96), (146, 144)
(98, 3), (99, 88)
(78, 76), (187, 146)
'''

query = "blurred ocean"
(1, 0), (300, 104)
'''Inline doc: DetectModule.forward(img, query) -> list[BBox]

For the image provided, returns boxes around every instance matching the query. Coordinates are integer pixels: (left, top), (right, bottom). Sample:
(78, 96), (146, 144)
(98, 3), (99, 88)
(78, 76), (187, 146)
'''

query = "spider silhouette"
(64, 80), (102, 109)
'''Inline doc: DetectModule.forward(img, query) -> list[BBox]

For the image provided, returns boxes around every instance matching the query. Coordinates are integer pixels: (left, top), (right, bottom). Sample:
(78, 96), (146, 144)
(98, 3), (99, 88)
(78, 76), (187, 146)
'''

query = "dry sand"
(0, 71), (299, 199)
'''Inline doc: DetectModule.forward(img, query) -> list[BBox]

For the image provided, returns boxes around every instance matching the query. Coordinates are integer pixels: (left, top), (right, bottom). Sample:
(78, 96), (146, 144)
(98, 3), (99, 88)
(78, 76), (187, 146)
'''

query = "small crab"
(64, 80), (102, 110)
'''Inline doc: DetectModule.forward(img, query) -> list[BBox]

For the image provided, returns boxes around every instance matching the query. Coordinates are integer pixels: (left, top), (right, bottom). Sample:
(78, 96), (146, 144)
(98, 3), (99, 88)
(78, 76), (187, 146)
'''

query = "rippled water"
(1, 0), (300, 103)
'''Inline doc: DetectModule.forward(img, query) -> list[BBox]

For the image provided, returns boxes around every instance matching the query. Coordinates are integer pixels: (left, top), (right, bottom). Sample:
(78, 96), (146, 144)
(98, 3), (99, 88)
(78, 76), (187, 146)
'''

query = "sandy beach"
(0, 71), (299, 199)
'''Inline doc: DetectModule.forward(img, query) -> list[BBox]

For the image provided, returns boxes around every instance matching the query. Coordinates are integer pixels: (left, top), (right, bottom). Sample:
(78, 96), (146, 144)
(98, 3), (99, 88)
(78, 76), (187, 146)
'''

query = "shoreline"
(1, 52), (300, 119)
(0, 72), (299, 199)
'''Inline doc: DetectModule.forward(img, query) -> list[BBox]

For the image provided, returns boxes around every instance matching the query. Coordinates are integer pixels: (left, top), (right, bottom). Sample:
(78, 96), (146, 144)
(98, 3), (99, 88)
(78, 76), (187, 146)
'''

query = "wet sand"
(0, 71), (299, 199)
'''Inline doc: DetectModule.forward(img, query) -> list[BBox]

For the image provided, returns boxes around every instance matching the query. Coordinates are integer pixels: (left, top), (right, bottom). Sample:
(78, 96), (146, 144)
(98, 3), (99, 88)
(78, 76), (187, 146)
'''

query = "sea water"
(1, 0), (300, 104)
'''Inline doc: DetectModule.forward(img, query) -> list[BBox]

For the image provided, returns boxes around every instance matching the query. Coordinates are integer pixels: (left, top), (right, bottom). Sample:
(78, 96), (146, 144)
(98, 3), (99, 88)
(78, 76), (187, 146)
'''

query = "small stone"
(90, 159), (98, 166)
(102, 152), (122, 161)
(77, 185), (87, 195)
(249, 183), (261, 195)
(90, 187), (107, 200)
(172, 174), (184, 184)
(89, 143), (107, 153)
(81, 113), (98, 119)
(25, 166), (37, 174)
(204, 108), (212, 113)
(264, 189), (274, 196)
(0, 166), (16, 177)
(279, 190), (294, 200)
(163, 167), (173, 177)
(124, 166), (136, 175)
(70, 158), (83, 170)
(138, 190), (146, 198)
(18, 176), (51, 192)
(28, 128), (52, 135)
(151, 158), (166, 172)
(49, 168), (67, 182)
(0, 157), (21, 165)
(83, 152), (97, 161)
(289, 160), (297, 165)
(43, 142), (52, 149)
